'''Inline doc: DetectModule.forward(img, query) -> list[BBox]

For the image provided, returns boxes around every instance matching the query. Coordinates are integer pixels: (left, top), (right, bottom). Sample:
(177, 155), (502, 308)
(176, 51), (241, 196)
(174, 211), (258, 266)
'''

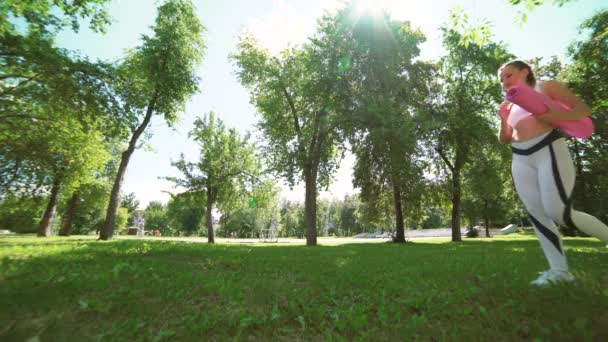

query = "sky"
(56, 0), (606, 209)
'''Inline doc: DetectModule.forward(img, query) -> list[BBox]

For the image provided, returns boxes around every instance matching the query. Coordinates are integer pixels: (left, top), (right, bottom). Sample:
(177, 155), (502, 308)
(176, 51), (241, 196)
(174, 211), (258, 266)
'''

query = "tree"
(220, 208), (257, 238)
(332, 6), (430, 242)
(562, 10), (608, 224)
(35, 119), (109, 237)
(1, 0), (111, 35)
(57, 140), (124, 236)
(1, 34), (122, 194)
(120, 193), (140, 215)
(420, 9), (512, 241)
(99, 0), (206, 240)
(0, 193), (45, 233)
(231, 12), (351, 245)
(0, 112), (109, 236)
(279, 200), (306, 238)
(461, 145), (510, 236)
(165, 191), (204, 236)
(144, 201), (171, 236)
(338, 194), (361, 236)
(167, 113), (255, 243)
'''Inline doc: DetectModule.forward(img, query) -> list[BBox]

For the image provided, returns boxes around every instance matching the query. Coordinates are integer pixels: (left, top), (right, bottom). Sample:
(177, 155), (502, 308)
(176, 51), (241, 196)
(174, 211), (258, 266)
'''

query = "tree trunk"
(304, 165), (318, 246)
(392, 181), (406, 243)
(484, 200), (490, 238)
(303, 107), (328, 247)
(59, 192), (79, 236)
(451, 163), (462, 242)
(206, 189), (215, 243)
(100, 90), (158, 240)
(38, 178), (62, 237)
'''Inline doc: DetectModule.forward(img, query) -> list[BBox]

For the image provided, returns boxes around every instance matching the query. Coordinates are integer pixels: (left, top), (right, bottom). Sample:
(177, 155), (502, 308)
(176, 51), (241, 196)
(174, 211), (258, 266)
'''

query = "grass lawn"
(1, 233), (607, 341)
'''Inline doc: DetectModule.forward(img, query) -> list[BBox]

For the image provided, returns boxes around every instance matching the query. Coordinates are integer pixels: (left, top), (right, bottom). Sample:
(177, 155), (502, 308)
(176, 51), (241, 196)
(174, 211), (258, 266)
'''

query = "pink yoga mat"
(505, 84), (594, 138)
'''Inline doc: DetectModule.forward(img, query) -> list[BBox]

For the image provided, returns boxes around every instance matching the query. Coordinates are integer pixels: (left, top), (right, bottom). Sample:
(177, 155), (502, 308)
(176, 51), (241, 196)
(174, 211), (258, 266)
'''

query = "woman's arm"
(498, 101), (513, 144)
(499, 118), (513, 143)
(538, 80), (592, 122)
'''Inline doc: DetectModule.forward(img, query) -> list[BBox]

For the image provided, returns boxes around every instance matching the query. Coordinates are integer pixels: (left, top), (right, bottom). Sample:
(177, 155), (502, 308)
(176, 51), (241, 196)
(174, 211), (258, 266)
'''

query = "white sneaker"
(530, 269), (575, 286)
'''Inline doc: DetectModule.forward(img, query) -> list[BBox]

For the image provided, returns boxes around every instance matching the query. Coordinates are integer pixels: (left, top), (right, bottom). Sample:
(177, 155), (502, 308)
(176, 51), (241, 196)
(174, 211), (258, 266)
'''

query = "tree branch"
(281, 86), (301, 136)
(0, 74), (35, 81)
(434, 146), (455, 173)
(0, 114), (53, 121)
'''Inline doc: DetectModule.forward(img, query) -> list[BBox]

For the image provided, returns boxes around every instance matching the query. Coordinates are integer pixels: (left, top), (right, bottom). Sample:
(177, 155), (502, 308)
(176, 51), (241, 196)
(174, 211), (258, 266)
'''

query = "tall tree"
(420, 9), (511, 241)
(562, 10), (608, 224)
(232, 9), (353, 245)
(1, 33), (121, 195)
(99, 0), (205, 240)
(167, 113), (255, 243)
(334, 6), (430, 242)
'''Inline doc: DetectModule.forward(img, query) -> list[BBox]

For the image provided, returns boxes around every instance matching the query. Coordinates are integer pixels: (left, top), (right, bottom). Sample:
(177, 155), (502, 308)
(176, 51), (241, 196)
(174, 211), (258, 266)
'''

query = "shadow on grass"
(1, 235), (608, 341)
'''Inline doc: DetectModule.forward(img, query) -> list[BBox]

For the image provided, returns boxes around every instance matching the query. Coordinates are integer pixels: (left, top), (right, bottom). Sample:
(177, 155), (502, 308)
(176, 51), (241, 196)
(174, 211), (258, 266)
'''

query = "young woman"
(497, 60), (608, 286)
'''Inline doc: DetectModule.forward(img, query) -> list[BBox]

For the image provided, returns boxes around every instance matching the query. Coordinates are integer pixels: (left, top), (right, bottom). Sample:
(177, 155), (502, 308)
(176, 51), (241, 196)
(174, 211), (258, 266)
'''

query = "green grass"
(1, 234), (607, 341)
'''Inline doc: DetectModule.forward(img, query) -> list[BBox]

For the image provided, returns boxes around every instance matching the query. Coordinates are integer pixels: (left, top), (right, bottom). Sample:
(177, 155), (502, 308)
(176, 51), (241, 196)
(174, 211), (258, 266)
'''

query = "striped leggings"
(511, 130), (608, 271)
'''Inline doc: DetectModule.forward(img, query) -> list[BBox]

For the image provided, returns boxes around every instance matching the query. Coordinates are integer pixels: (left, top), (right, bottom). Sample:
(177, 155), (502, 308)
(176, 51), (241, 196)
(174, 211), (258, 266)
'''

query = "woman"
(497, 60), (608, 286)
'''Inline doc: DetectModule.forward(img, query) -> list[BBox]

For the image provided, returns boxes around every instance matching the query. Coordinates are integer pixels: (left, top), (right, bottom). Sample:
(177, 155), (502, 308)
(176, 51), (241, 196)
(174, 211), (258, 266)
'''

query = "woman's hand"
(498, 101), (512, 121)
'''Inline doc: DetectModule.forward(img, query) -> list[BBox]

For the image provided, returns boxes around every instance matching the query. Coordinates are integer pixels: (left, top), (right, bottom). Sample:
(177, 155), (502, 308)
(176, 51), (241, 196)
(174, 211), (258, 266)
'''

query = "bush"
(466, 227), (479, 238)
(0, 196), (45, 233)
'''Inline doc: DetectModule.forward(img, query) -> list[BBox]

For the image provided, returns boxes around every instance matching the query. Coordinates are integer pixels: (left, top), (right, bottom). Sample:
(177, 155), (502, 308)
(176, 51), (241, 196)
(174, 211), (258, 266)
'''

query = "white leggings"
(511, 130), (608, 271)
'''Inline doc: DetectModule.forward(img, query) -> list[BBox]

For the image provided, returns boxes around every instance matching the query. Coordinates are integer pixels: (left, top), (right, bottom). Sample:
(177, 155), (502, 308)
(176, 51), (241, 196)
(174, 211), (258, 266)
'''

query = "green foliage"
(0, 194), (45, 233)
(144, 201), (171, 236)
(563, 10), (608, 224)
(115, 0), (206, 130)
(461, 146), (511, 229)
(332, 5), (429, 239)
(69, 181), (111, 234)
(168, 112), (255, 211)
(167, 112), (258, 241)
(232, 12), (353, 243)
(114, 207), (129, 233)
(120, 193), (140, 215)
(220, 208), (257, 238)
(165, 192), (204, 236)
(0, 32), (122, 132)
(101, 0), (206, 239)
(337, 194), (361, 235)
(0, 0), (112, 35)
(507, 0), (576, 25)
(418, 15), (512, 237)
(279, 200), (306, 238)
(231, 34), (344, 188)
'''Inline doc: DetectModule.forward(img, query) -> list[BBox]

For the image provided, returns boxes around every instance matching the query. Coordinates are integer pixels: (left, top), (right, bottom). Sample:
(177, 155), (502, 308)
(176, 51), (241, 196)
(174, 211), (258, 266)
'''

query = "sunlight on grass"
(1, 235), (607, 340)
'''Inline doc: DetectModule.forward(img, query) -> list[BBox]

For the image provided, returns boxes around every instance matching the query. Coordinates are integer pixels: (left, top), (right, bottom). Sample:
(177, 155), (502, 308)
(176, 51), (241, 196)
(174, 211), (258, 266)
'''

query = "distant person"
(497, 60), (608, 286)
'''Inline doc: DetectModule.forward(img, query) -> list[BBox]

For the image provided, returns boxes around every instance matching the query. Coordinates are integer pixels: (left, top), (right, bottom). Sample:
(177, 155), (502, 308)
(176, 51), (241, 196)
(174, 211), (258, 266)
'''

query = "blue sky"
(56, 0), (606, 209)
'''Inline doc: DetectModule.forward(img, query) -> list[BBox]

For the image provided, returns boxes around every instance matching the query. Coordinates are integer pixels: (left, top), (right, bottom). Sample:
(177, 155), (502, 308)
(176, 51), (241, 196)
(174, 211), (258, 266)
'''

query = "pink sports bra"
(507, 103), (532, 128)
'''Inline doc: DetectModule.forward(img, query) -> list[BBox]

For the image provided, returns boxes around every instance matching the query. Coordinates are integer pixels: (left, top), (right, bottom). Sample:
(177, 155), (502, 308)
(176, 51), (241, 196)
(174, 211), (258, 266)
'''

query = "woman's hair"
(499, 60), (536, 87)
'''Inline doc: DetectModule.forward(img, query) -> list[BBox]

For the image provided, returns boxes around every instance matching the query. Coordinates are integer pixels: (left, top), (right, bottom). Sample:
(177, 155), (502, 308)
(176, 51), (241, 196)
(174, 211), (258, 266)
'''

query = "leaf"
(153, 329), (176, 342)
(78, 299), (89, 310)
(270, 304), (281, 321)
(297, 315), (306, 329)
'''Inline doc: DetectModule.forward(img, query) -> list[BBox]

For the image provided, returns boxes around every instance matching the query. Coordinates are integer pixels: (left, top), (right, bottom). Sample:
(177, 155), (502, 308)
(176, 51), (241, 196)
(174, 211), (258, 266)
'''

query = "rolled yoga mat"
(505, 84), (594, 138)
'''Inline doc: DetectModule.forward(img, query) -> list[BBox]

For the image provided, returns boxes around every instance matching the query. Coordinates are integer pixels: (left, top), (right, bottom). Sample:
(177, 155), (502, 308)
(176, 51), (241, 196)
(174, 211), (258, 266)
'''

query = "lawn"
(1, 234), (607, 341)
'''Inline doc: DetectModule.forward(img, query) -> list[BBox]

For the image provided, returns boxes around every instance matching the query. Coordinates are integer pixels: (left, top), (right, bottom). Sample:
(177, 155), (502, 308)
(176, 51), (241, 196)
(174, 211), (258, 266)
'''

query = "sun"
(354, 0), (385, 15)
(353, 0), (409, 18)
